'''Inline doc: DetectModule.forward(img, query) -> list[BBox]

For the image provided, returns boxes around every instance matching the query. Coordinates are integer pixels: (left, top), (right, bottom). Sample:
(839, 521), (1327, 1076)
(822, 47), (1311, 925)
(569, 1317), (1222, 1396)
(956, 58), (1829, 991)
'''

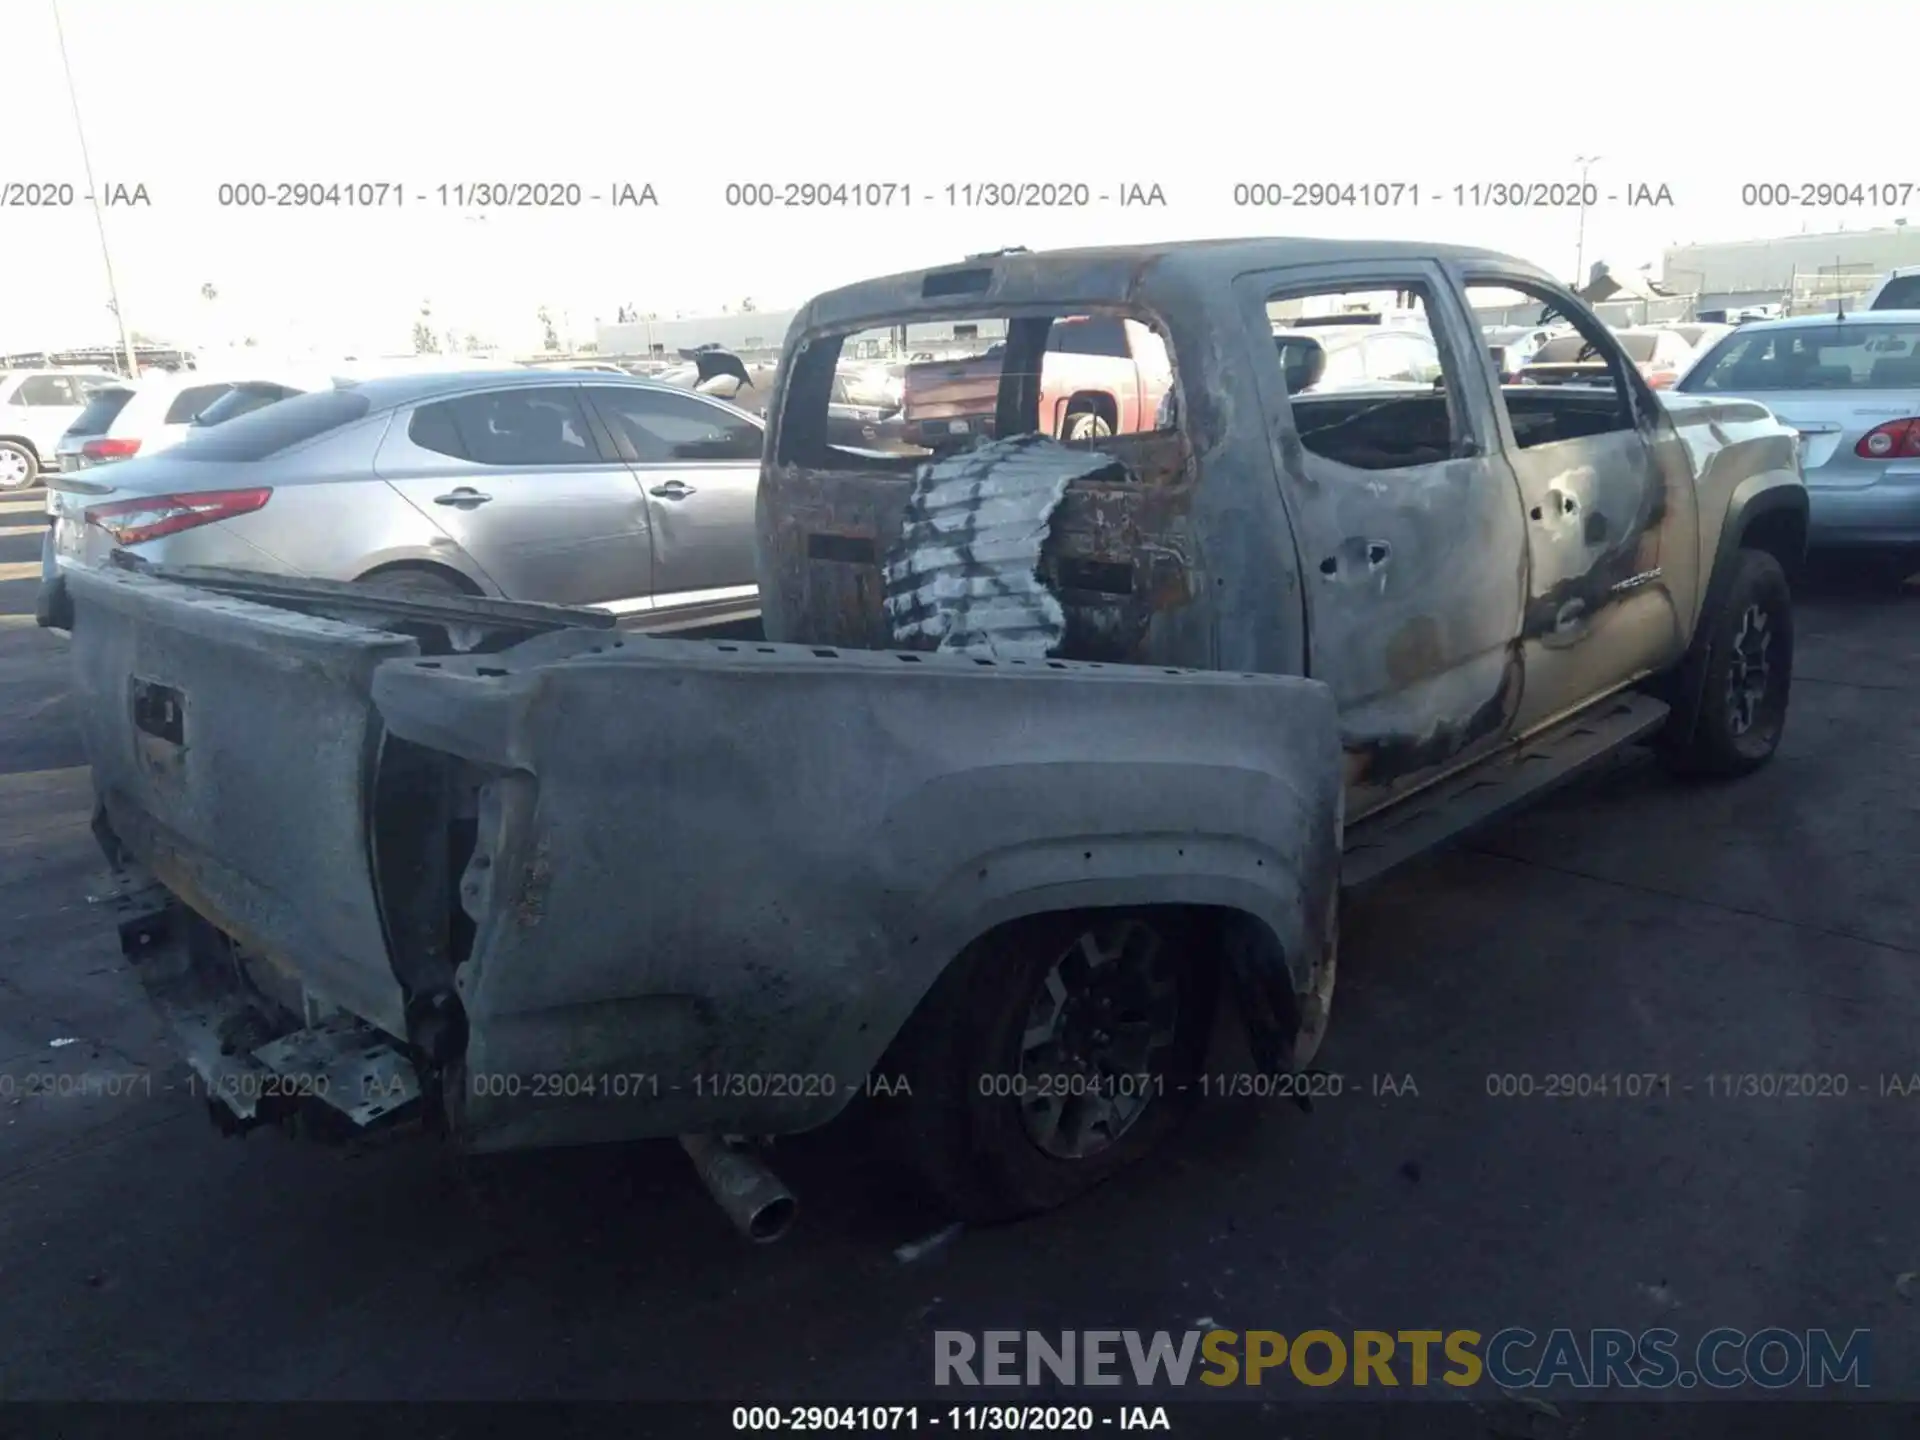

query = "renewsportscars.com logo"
(934, 1328), (1872, 1390)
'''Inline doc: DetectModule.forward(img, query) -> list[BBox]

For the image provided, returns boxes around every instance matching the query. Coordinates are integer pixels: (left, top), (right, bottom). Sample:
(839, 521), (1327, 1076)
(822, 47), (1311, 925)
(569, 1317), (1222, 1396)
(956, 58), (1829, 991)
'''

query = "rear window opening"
(775, 309), (1182, 475)
(164, 386), (375, 461)
(191, 382), (310, 428)
(68, 387), (137, 436)
(1872, 275), (1920, 310)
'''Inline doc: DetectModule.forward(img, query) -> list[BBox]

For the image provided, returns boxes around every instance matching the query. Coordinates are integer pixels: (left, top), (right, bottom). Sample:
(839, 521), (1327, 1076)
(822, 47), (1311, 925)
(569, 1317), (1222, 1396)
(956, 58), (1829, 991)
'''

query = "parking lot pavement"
(1, 500), (1916, 1401)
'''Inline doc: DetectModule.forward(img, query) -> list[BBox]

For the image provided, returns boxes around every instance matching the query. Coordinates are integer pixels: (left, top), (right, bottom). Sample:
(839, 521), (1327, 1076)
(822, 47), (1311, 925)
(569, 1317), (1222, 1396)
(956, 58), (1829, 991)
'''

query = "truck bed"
(64, 563), (1344, 1153)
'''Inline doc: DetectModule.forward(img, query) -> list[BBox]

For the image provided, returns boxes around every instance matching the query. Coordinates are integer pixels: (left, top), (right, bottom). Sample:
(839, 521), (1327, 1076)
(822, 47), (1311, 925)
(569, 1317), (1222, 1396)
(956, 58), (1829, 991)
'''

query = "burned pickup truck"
(57, 238), (1807, 1239)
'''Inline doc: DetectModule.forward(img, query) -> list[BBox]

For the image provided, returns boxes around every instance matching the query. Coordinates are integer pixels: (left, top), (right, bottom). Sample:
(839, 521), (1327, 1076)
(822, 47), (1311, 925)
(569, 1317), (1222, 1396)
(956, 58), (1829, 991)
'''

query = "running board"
(1341, 692), (1671, 893)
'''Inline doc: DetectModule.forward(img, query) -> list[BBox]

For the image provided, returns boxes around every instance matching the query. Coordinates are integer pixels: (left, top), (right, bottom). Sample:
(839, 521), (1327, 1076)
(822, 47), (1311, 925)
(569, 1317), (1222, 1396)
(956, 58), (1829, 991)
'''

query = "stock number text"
(725, 182), (911, 208)
(217, 182), (405, 208)
(1233, 181), (1419, 207)
(1741, 182), (1914, 208)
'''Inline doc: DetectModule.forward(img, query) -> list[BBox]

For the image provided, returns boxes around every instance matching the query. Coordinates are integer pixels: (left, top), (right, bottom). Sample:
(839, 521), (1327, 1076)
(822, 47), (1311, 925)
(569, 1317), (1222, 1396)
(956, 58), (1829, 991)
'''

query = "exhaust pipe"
(680, 1134), (798, 1243)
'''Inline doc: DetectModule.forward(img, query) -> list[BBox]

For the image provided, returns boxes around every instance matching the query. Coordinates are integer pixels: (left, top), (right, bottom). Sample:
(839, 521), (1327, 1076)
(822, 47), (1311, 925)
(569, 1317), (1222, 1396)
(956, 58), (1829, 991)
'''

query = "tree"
(461, 332), (485, 353)
(413, 299), (439, 355)
(537, 305), (560, 352)
(200, 282), (218, 303)
(739, 297), (758, 313)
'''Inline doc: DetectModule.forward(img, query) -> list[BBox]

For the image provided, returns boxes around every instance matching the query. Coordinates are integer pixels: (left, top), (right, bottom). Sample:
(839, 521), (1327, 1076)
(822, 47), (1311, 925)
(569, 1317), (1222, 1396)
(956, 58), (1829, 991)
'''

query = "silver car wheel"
(1016, 916), (1180, 1161)
(0, 445), (35, 489)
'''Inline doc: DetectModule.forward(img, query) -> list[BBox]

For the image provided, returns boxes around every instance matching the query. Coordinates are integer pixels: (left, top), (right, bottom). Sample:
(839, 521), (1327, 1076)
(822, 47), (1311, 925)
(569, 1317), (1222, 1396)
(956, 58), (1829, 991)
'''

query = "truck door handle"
(649, 480), (697, 499)
(433, 488), (492, 508)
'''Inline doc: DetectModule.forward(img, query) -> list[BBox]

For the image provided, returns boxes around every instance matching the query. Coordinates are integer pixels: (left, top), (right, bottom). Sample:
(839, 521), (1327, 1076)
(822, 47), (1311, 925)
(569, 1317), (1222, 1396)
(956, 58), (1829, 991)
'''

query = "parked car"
(1674, 310), (1920, 558)
(182, 376), (328, 429)
(1666, 322), (1735, 353)
(1483, 324), (1558, 381)
(1864, 266), (1920, 311)
(46, 238), (1808, 1243)
(1272, 323), (1444, 393)
(0, 368), (123, 488)
(1519, 327), (1697, 389)
(836, 361), (906, 411)
(900, 314), (1174, 447)
(52, 370), (285, 474)
(523, 360), (634, 375)
(39, 371), (766, 631)
(1661, 323), (1736, 381)
(61, 367), (412, 482)
(826, 371), (907, 449)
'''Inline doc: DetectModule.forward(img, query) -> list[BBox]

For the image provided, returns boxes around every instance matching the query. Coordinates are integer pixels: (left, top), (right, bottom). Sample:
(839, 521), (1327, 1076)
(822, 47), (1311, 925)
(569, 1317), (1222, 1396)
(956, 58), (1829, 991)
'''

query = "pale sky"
(2, 0), (1911, 356)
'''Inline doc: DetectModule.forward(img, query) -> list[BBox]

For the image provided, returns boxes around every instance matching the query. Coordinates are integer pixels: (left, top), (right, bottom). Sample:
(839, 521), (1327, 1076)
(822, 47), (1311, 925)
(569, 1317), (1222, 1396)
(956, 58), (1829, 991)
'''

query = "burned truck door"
(1236, 261), (1530, 820)
(1459, 275), (1698, 736)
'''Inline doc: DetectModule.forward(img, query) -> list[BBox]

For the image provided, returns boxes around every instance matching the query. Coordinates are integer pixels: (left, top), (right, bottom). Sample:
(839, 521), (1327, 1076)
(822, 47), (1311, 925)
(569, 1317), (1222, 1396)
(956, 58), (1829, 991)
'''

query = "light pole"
(51, 0), (137, 378)
(1573, 154), (1603, 290)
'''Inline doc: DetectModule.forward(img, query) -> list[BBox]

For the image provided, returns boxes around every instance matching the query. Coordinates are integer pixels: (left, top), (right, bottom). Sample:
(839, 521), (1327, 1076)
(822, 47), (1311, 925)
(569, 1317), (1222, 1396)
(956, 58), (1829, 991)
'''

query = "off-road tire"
(0, 440), (39, 491)
(880, 909), (1218, 1223)
(1661, 548), (1793, 777)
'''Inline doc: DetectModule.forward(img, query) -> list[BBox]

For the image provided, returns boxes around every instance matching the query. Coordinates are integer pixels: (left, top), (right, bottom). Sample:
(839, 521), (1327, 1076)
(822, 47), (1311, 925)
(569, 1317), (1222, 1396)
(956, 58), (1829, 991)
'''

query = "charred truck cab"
(757, 238), (1808, 825)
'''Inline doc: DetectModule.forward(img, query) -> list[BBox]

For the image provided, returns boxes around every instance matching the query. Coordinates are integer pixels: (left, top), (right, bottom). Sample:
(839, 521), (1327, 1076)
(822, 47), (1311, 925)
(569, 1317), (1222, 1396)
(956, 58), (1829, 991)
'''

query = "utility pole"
(1573, 154), (1603, 291)
(51, 0), (138, 378)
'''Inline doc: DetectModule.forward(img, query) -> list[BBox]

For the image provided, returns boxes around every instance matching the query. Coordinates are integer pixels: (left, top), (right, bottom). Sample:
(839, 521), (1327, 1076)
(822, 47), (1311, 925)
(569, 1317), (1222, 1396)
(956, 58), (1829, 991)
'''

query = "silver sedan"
(1673, 310), (1920, 552)
(40, 370), (765, 629)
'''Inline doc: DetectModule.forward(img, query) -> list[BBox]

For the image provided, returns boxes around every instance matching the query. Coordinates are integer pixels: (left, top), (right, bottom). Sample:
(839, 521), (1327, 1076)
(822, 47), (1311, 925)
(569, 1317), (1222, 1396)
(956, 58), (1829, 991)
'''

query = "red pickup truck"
(900, 315), (1174, 448)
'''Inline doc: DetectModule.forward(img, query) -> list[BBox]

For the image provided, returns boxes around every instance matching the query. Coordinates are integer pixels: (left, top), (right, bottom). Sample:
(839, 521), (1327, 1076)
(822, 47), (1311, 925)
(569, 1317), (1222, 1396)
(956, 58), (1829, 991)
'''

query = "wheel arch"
(861, 880), (1328, 1095)
(354, 557), (487, 594)
(1658, 475), (1807, 748)
(1059, 389), (1119, 433)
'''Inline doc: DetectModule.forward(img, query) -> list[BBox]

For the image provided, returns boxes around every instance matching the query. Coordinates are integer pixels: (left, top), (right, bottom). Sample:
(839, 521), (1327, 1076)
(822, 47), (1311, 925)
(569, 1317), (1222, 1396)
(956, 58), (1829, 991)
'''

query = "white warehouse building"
(596, 311), (1009, 361)
(1662, 222), (1920, 313)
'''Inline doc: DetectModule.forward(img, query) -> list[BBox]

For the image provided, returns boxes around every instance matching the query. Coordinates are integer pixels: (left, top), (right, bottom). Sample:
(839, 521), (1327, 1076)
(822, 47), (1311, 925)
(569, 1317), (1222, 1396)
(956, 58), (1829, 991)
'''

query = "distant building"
(596, 310), (1009, 361)
(597, 311), (800, 359)
(1662, 223), (1920, 314)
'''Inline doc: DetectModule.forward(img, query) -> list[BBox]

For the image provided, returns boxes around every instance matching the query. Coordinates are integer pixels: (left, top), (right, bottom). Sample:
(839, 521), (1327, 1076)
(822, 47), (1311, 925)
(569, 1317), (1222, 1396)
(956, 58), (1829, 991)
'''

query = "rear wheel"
(0, 440), (38, 490)
(1661, 548), (1793, 776)
(883, 909), (1217, 1222)
(1061, 409), (1112, 443)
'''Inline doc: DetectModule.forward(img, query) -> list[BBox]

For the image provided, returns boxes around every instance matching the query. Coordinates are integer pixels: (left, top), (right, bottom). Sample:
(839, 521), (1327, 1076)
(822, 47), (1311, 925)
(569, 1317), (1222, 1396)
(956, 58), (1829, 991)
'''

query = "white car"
(1664, 322), (1736, 380)
(1865, 266), (1920, 311)
(1483, 324), (1558, 380)
(0, 369), (124, 489)
(53, 368), (333, 475)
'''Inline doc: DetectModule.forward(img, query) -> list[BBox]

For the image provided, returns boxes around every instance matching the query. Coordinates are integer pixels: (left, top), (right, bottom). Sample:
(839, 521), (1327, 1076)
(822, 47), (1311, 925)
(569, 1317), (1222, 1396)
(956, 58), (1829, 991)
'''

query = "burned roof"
(796, 237), (1561, 335)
